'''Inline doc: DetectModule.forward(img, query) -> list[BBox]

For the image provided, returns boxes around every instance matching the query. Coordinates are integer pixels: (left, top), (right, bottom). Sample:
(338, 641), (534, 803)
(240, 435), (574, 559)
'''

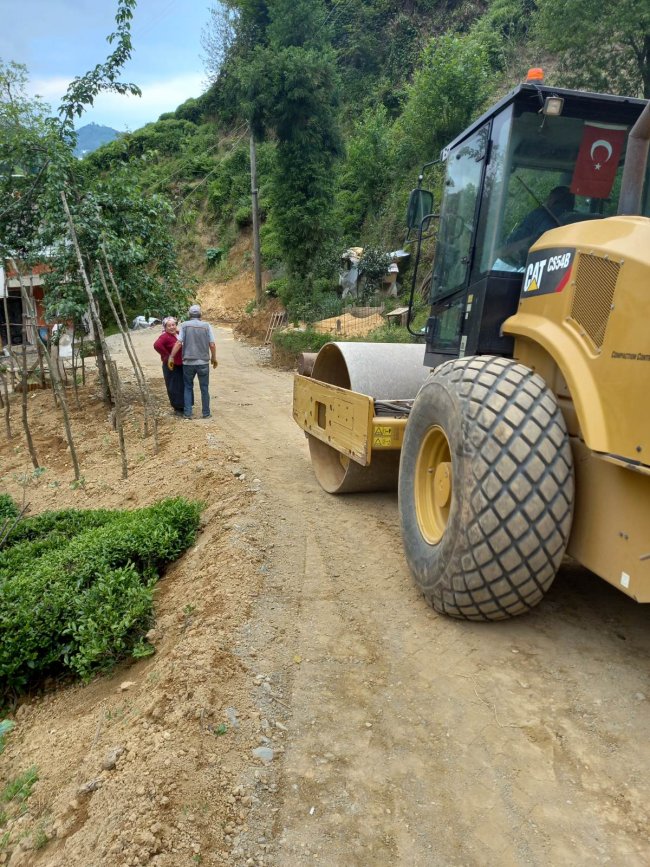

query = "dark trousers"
(183, 363), (210, 417)
(162, 363), (185, 412)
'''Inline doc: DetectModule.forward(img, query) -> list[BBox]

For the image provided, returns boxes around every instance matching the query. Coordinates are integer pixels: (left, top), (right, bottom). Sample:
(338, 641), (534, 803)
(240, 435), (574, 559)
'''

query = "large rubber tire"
(398, 356), (574, 620)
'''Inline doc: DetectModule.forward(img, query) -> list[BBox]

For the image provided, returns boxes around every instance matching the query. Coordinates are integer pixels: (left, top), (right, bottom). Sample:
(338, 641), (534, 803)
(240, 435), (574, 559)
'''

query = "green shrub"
(271, 319), (420, 367)
(0, 498), (202, 694)
(0, 720), (13, 754)
(363, 323), (418, 343)
(358, 247), (391, 300)
(234, 203), (252, 227)
(1, 767), (38, 808)
(4, 506), (117, 546)
(205, 247), (225, 265)
(264, 277), (288, 299)
(0, 496), (18, 523)
(272, 328), (333, 355)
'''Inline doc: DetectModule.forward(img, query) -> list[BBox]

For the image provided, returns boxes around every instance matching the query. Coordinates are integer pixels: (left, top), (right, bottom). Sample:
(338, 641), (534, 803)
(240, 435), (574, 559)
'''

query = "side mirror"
(406, 188), (434, 230)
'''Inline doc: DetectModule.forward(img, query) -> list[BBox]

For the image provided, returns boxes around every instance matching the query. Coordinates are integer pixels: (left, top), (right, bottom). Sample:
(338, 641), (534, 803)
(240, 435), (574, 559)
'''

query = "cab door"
(427, 125), (489, 358)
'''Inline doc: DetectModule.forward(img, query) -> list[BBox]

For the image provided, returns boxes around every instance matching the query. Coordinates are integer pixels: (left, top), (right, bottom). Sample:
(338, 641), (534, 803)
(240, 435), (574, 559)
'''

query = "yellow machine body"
(503, 216), (650, 462)
(293, 375), (407, 466)
(503, 215), (650, 601)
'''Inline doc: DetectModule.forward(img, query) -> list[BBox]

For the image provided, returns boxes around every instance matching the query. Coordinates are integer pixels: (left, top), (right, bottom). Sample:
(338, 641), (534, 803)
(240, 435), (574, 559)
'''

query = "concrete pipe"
(308, 342), (430, 494)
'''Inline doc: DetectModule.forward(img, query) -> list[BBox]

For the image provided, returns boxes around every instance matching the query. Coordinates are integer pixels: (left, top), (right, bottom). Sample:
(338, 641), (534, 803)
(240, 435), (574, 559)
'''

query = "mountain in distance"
(74, 123), (121, 157)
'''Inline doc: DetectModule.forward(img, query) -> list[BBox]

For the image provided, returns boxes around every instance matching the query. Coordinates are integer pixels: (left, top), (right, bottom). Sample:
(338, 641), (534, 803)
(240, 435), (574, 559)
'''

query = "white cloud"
(28, 72), (206, 131)
(29, 76), (70, 104)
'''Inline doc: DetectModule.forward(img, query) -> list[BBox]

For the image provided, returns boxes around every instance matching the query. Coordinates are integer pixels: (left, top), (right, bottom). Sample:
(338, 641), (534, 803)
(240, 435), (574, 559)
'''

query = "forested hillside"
(3, 0), (649, 323)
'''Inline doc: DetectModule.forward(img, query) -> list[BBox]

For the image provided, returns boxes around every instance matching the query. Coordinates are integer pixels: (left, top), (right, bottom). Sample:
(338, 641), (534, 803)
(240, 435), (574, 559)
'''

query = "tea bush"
(0, 496), (18, 523)
(0, 498), (202, 695)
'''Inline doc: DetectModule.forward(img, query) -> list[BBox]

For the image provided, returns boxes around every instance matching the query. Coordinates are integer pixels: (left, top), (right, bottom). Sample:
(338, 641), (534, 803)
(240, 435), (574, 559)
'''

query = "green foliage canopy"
(0, 1), (188, 327)
(535, 0), (650, 99)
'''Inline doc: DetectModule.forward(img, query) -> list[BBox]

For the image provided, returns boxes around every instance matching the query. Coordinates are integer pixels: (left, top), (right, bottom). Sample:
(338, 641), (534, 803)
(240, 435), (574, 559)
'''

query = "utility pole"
(249, 133), (264, 306)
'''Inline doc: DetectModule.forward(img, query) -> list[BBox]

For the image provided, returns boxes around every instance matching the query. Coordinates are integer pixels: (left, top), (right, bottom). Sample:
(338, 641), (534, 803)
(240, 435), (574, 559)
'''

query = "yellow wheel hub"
(415, 425), (452, 544)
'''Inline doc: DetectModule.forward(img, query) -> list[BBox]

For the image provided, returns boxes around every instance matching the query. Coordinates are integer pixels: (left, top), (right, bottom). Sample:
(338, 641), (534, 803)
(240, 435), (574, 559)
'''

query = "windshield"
(475, 108), (650, 274)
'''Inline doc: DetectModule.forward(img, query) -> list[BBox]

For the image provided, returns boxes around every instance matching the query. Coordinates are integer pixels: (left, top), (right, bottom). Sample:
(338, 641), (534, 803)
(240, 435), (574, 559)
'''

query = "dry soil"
(1, 317), (649, 867)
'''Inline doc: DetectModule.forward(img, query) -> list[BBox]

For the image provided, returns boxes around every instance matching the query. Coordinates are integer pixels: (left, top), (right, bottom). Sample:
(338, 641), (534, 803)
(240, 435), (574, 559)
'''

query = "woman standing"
(153, 317), (184, 413)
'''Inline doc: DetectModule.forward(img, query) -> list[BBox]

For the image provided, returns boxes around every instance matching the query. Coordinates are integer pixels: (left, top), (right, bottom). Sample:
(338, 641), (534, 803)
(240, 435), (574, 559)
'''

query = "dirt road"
(2, 325), (650, 866)
(147, 327), (650, 865)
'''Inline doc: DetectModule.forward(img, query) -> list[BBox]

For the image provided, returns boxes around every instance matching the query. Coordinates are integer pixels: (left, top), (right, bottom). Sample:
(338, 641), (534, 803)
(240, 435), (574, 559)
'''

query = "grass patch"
(271, 321), (424, 368)
(271, 328), (333, 355)
(0, 721), (14, 755)
(2, 767), (38, 810)
(0, 498), (202, 696)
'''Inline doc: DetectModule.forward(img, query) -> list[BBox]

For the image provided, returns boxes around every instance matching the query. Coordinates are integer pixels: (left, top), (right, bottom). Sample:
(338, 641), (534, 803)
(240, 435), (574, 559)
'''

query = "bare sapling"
(101, 249), (159, 455)
(2, 292), (17, 389)
(60, 192), (114, 406)
(70, 321), (81, 408)
(108, 359), (128, 479)
(11, 260), (82, 481)
(0, 366), (11, 439)
(19, 309), (39, 470)
(79, 331), (86, 385)
(97, 262), (150, 437)
(59, 200), (132, 476)
(28, 276), (46, 390)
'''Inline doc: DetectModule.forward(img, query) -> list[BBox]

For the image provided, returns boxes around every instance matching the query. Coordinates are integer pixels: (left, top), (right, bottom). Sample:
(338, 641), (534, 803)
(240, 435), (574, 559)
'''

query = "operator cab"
(408, 83), (650, 368)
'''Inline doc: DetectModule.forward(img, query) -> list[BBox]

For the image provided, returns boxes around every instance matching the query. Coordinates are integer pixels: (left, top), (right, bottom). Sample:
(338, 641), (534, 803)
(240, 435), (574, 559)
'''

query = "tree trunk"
(101, 249), (158, 454)
(20, 310), (39, 470)
(12, 258), (81, 481)
(60, 191), (113, 405)
(0, 368), (11, 439)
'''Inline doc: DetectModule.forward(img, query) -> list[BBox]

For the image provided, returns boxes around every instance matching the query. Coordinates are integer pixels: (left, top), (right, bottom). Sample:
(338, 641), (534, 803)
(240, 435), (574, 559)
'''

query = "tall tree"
(535, 0), (650, 98)
(238, 0), (341, 301)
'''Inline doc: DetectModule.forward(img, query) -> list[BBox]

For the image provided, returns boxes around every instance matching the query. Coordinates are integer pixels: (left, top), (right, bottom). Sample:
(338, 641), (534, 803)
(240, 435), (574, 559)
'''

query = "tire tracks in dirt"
(197, 328), (650, 866)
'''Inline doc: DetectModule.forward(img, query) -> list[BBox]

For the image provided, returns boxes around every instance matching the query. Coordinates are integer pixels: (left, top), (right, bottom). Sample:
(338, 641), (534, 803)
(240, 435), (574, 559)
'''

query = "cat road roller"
(293, 77), (650, 621)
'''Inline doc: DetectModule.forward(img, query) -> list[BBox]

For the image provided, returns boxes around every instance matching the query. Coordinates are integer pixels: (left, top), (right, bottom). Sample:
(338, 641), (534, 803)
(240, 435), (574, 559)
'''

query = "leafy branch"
(58, 0), (141, 133)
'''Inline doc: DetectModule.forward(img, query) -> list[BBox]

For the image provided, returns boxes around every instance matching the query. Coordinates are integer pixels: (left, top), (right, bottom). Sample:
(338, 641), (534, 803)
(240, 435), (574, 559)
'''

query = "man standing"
(169, 304), (218, 419)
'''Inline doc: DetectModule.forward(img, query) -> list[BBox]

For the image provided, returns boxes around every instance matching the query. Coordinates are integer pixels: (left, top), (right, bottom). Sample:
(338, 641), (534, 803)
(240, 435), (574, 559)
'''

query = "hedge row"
(271, 323), (418, 359)
(0, 498), (202, 694)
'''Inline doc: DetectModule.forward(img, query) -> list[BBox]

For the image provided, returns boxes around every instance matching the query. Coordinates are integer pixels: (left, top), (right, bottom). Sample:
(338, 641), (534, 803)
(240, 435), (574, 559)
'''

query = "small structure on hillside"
(338, 247), (410, 299)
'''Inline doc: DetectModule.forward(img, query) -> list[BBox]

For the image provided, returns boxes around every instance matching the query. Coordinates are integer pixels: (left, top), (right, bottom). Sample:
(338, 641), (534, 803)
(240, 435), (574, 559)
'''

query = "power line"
(132, 0), (179, 39)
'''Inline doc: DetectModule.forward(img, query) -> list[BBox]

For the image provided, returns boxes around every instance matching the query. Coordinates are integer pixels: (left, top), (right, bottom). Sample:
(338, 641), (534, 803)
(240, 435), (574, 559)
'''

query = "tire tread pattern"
(415, 356), (573, 620)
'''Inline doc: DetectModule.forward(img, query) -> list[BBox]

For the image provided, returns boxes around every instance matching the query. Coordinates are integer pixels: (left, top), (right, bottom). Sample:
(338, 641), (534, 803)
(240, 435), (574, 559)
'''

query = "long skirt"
(162, 363), (185, 412)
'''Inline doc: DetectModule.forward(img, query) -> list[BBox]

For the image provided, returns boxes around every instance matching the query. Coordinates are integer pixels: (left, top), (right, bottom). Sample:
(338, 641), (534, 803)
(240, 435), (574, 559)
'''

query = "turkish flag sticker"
(570, 123), (627, 198)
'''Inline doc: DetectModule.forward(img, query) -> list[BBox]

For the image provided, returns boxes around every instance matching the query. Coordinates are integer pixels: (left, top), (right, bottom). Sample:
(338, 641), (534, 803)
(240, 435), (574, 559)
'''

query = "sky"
(2, 0), (215, 131)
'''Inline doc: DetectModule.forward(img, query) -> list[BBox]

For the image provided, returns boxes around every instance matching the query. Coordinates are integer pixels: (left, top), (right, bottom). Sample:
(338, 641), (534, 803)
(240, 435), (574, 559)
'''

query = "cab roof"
(441, 83), (648, 160)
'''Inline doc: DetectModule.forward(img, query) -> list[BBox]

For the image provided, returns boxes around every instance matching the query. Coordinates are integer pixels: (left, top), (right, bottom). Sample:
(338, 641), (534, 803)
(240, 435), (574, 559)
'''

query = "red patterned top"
(153, 332), (182, 365)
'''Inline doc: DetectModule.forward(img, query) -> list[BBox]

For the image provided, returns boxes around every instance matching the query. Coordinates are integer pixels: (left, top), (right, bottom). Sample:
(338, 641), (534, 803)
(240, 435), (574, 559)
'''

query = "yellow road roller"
(293, 78), (650, 620)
